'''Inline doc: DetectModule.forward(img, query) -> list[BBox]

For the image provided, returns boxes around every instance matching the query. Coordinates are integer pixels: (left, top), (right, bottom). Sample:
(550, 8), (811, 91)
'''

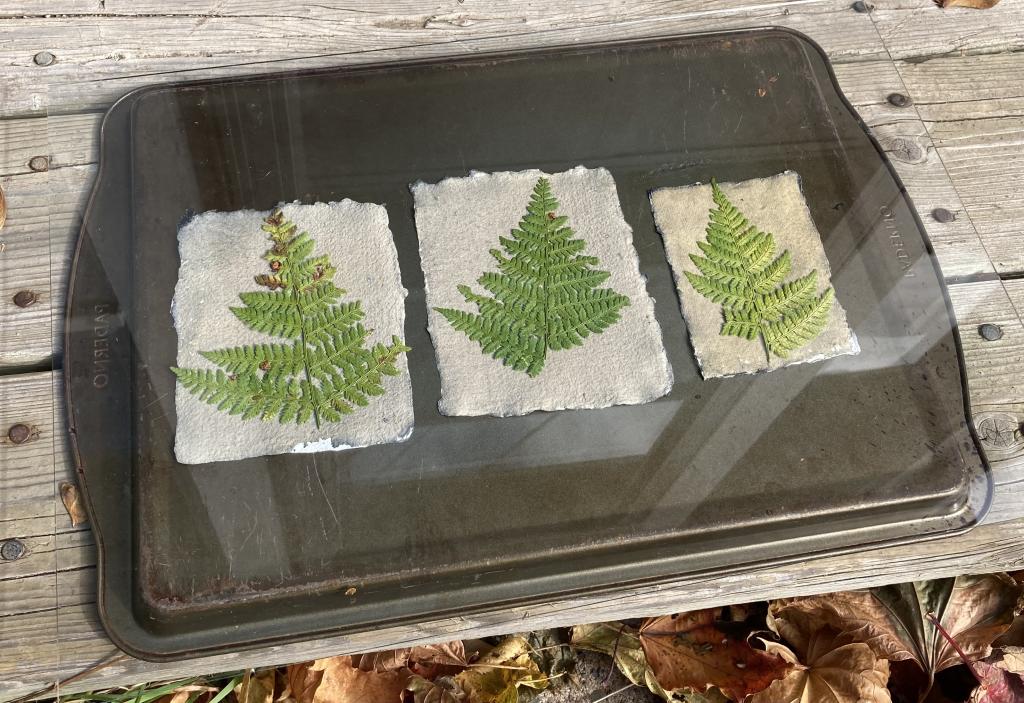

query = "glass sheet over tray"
(65, 29), (991, 660)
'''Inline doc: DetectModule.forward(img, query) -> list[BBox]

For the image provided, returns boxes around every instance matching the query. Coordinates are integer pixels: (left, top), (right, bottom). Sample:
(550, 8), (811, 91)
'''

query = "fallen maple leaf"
(749, 609), (891, 703)
(309, 655), (411, 703)
(680, 689), (730, 703)
(283, 662), (324, 703)
(406, 674), (468, 703)
(354, 641), (468, 680)
(234, 670), (275, 703)
(639, 609), (792, 701)
(771, 574), (1021, 699)
(455, 636), (548, 703)
(60, 481), (88, 526)
(571, 622), (675, 701)
(967, 659), (1024, 703)
(925, 613), (1024, 703)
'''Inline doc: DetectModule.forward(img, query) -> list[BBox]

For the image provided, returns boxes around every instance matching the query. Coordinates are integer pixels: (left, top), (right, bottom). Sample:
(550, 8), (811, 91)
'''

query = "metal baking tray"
(65, 28), (991, 661)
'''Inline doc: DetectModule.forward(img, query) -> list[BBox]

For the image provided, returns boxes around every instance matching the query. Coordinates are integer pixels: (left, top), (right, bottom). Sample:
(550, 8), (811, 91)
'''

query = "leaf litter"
(51, 573), (1024, 703)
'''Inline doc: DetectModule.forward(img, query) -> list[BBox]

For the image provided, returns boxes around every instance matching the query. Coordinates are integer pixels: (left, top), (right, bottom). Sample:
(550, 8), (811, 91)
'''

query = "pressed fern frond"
(172, 209), (410, 427)
(435, 177), (630, 377)
(686, 181), (834, 359)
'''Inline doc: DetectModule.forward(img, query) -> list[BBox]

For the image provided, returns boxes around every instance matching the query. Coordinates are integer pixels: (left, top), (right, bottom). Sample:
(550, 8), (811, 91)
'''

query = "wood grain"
(887, 51), (1024, 274)
(3, 277), (1024, 697)
(0, 57), (1001, 367)
(4, 510), (1024, 699)
(0, 0), (887, 119)
(0, 166), (94, 370)
(1, 0), (1023, 698)
(871, 0), (1024, 60)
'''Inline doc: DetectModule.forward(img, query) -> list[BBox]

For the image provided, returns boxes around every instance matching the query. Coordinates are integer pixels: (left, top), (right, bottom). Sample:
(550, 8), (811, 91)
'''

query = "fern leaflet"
(686, 181), (834, 359)
(435, 177), (630, 377)
(172, 210), (410, 427)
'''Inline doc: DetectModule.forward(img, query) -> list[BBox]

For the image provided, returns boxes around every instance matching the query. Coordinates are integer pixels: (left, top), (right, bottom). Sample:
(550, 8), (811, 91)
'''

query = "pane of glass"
(65, 30), (989, 657)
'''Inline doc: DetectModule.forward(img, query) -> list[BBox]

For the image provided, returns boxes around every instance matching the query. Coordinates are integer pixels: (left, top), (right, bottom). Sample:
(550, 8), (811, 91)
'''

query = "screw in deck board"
(932, 208), (956, 223)
(977, 412), (1023, 450)
(887, 93), (912, 108)
(851, 1), (874, 11)
(13, 290), (38, 307)
(28, 155), (49, 172)
(7, 423), (36, 445)
(33, 51), (55, 67)
(1, 539), (26, 561)
(978, 323), (1003, 341)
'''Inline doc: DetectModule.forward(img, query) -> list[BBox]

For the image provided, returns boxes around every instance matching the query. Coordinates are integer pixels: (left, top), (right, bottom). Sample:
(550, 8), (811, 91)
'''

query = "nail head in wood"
(1, 538), (26, 561)
(976, 412), (1022, 450)
(932, 208), (955, 223)
(33, 51), (55, 67)
(13, 290), (38, 307)
(887, 92), (912, 107)
(978, 323), (1003, 341)
(851, 1), (874, 12)
(28, 155), (50, 172)
(7, 423), (34, 444)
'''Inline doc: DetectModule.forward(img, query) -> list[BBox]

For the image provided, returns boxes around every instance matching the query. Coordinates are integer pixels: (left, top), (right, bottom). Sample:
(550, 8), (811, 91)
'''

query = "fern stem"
(291, 266), (322, 430)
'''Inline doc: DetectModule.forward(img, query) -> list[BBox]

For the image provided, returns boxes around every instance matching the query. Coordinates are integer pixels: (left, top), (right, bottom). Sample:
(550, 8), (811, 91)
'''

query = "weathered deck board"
(888, 51), (1024, 274)
(3, 277), (1024, 697)
(2, 0), (1024, 698)
(6, 499), (1024, 699)
(870, 0), (1024, 60)
(0, 0), (888, 119)
(0, 60), (1000, 367)
(927, 116), (1024, 275)
(0, 165), (94, 370)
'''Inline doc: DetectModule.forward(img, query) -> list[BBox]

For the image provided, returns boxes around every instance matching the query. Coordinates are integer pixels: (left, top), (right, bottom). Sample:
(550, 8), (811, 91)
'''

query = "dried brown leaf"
(356, 641), (469, 679)
(680, 689), (731, 703)
(283, 662), (324, 703)
(235, 670), (276, 703)
(571, 622), (674, 701)
(749, 609), (891, 703)
(455, 636), (548, 703)
(356, 648), (413, 673)
(937, 0), (1000, 9)
(155, 687), (217, 703)
(309, 655), (411, 703)
(60, 481), (88, 526)
(639, 609), (792, 701)
(406, 675), (468, 703)
(967, 660), (1024, 703)
(771, 575), (1021, 676)
(999, 648), (1024, 673)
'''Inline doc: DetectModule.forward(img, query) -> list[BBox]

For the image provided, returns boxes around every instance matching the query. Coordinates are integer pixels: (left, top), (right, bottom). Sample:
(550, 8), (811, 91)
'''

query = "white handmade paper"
(412, 166), (673, 417)
(650, 172), (858, 379)
(172, 201), (413, 464)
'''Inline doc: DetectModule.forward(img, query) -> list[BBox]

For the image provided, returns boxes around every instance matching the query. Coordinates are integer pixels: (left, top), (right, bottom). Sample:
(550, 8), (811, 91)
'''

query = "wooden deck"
(2, 0), (1024, 698)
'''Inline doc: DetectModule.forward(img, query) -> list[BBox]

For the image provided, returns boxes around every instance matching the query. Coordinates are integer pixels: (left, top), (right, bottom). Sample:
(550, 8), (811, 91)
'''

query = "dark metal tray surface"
(66, 28), (991, 660)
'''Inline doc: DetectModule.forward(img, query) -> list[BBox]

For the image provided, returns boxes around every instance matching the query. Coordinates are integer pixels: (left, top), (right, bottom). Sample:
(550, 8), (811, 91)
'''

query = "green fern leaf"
(172, 210), (410, 428)
(435, 177), (630, 377)
(686, 181), (834, 361)
(763, 288), (835, 358)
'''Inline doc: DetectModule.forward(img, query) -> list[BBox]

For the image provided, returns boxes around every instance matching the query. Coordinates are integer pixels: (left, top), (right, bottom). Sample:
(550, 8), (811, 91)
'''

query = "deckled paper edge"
(412, 165), (674, 416)
(650, 171), (859, 379)
(171, 199), (414, 464)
